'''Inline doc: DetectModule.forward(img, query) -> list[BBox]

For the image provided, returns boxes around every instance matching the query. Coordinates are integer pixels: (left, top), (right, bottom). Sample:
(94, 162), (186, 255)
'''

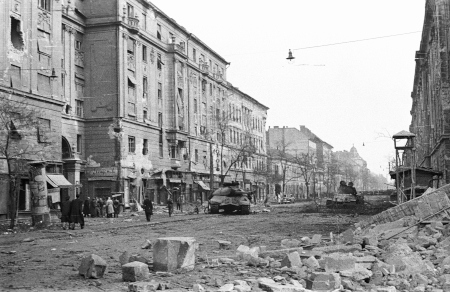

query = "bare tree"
(292, 152), (316, 199)
(213, 112), (257, 186)
(0, 97), (55, 229)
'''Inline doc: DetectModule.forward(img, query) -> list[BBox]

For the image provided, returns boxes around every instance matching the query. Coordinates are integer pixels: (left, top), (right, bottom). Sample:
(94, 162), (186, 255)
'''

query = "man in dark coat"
(143, 195), (153, 222)
(70, 193), (84, 230)
(60, 195), (71, 230)
(83, 197), (91, 217)
(89, 198), (96, 218)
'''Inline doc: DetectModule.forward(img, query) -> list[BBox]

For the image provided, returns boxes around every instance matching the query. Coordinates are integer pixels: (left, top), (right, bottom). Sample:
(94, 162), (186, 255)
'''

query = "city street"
(0, 203), (365, 291)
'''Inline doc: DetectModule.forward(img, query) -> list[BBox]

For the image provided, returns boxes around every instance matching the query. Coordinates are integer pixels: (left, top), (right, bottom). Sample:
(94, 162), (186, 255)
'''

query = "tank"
(326, 182), (364, 208)
(209, 182), (253, 215)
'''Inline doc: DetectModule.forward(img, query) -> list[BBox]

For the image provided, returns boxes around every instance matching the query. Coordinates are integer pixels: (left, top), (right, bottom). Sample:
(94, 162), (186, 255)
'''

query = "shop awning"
(46, 174), (73, 188)
(195, 180), (210, 191)
(168, 178), (182, 183)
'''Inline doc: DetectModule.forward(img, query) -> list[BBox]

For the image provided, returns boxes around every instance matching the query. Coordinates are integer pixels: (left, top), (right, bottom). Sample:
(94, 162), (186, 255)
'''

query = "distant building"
(266, 126), (333, 198)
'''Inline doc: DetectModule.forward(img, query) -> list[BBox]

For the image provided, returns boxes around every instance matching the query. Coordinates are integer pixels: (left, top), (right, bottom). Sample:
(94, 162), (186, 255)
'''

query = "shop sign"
(87, 167), (118, 177)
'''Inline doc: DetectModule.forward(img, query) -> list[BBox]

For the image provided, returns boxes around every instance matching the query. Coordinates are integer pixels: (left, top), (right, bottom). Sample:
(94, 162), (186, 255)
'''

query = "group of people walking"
(60, 194), (123, 230)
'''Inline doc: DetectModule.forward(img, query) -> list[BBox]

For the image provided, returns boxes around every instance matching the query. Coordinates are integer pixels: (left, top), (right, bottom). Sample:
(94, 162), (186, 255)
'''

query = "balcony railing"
(127, 17), (140, 32)
(199, 61), (209, 76)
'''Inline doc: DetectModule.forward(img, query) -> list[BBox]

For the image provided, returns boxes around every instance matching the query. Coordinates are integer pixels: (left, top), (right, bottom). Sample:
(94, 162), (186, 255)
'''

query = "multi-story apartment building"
(0, 0), (268, 220)
(266, 126), (333, 198)
(410, 0), (450, 186)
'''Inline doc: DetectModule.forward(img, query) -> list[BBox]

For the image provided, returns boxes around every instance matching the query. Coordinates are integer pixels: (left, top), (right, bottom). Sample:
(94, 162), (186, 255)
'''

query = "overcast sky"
(150, 0), (425, 176)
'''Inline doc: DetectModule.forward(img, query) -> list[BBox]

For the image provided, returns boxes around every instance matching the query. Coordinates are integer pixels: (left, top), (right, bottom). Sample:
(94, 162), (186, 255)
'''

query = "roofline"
(228, 84), (269, 110)
(147, 1), (230, 65)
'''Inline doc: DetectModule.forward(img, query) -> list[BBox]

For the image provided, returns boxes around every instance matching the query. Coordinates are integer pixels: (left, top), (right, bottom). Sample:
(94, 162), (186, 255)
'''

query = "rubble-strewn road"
(0, 203), (365, 291)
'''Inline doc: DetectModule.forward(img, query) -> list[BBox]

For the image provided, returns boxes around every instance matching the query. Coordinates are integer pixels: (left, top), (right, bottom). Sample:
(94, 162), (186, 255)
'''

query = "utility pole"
(209, 141), (214, 193)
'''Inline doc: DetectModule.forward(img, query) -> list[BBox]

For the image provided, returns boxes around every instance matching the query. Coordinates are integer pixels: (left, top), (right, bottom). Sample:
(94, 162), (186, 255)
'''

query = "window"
(158, 112), (163, 127)
(142, 13), (147, 30)
(37, 118), (50, 143)
(75, 32), (82, 50)
(170, 146), (177, 159)
(157, 53), (162, 70)
(193, 99), (197, 114)
(209, 83), (212, 96)
(169, 32), (174, 43)
(128, 79), (136, 117)
(127, 38), (135, 55)
(143, 76), (148, 99)
(157, 82), (162, 100)
(127, 4), (134, 18)
(142, 45), (147, 62)
(38, 0), (50, 11)
(159, 130), (163, 157)
(157, 24), (162, 40)
(75, 99), (83, 117)
(128, 136), (136, 153)
(77, 134), (82, 153)
(143, 110), (148, 120)
(195, 149), (198, 163)
(10, 65), (21, 89)
(10, 17), (24, 51)
(192, 48), (196, 62)
(143, 139), (148, 155)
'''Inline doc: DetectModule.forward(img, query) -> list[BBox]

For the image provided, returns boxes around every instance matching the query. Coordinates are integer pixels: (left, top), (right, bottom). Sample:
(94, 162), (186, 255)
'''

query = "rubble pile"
(73, 186), (450, 291)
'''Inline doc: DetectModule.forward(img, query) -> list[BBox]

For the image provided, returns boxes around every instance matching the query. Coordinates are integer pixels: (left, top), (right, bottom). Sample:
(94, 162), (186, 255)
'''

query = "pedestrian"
(89, 197), (97, 218)
(167, 196), (174, 217)
(98, 197), (105, 217)
(106, 197), (114, 218)
(95, 198), (100, 217)
(83, 197), (91, 217)
(60, 194), (71, 230)
(69, 193), (84, 230)
(143, 195), (153, 222)
(113, 197), (120, 218)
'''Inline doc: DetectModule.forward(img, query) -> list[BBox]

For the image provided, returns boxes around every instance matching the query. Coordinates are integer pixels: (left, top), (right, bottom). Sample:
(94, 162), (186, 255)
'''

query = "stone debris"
(128, 280), (159, 292)
(78, 254), (107, 279)
(217, 240), (232, 249)
(153, 237), (197, 271)
(122, 261), (150, 282)
(280, 251), (302, 268)
(141, 240), (152, 249)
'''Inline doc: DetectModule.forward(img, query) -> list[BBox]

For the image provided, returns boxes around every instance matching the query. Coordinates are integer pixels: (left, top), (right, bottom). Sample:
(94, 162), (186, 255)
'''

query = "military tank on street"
(325, 181), (364, 209)
(208, 182), (253, 215)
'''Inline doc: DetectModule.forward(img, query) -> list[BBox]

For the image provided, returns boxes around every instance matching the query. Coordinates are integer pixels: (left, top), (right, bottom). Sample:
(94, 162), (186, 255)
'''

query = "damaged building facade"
(410, 0), (450, 186)
(0, 0), (268, 219)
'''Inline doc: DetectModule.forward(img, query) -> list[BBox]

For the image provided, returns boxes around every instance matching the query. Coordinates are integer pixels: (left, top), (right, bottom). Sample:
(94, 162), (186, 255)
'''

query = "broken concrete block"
(120, 251), (131, 266)
(281, 238), (301, 248)
(122, 261), (150, 282)
(153, 237), (197, 271)
(218, 240), (231, 249)
(217, 283), (234, 292)
(374, 286), (397, 292)
(339, 265), (373, 281)
(236, 245), (250, 259)
(310, 234), (322, 245)
(129, 254), (150, 265)
(259, 281), (305, 292)
(280, 251), (302, 268)
(323, 253), (356, 272)
(234, 284), (251, 292)
(307, 272), (341, 291)
(128, 281), (159, 292)
(303, 256), (320, 270)
(193, 283), (205, 292)
(312, 244), (361, 254)
(300, 237), (311, 245)
(141, 240), (152, 249)
(340, 229), (354, 244)
(78, 254), (107, 279)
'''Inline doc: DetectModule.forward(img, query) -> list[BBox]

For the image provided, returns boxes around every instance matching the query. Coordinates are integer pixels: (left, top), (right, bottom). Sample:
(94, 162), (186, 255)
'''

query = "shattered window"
(11, 17), (24, 51)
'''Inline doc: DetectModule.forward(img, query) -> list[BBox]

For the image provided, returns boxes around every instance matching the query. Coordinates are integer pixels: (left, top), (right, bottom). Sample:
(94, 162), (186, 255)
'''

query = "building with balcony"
(0, 0), (269, 220)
